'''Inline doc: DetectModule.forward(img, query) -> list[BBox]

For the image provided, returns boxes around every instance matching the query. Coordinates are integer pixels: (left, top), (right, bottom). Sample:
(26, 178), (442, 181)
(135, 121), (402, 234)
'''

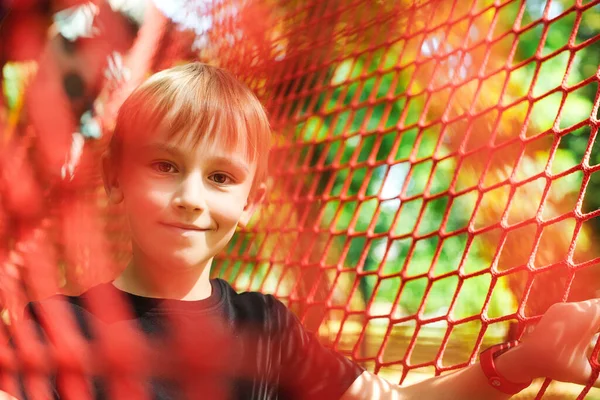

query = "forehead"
(128, 125), (257, 170)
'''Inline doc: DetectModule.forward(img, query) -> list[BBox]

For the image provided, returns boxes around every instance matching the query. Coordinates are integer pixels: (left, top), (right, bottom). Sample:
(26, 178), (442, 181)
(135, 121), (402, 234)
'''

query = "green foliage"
(517, 1), (600, 223)
(293, 1), (600, 319)
(295, 49), (507, 319)
(2, 64), (26, 111)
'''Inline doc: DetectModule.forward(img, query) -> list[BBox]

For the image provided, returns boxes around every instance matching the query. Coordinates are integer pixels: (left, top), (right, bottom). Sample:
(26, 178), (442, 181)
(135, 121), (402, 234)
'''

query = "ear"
(238, 182), (267, 228)
(101, 151), (124, 204)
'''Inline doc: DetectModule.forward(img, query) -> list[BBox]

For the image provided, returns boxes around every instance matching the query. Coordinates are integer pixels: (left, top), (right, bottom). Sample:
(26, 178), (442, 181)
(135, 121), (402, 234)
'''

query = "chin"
(168, 250), (211, 268)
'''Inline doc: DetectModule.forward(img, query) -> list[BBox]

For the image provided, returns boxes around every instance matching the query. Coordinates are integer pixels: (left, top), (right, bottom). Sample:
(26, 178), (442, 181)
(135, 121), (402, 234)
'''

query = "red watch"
(480, 340), (532, 395)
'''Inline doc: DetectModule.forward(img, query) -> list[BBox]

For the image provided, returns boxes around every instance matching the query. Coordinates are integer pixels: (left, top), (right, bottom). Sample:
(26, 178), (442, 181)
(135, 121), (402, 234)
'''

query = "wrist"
(494, 344), (534, 384)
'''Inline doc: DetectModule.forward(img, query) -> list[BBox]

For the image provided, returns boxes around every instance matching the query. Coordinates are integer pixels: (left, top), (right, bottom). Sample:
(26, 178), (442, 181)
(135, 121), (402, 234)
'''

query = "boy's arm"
(341, 299), (600, 400)
(341, 347), (526, 400)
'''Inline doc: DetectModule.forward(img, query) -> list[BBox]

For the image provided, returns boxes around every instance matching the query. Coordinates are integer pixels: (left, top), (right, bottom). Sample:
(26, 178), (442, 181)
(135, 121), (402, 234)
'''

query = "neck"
(113, 246), (213, 301)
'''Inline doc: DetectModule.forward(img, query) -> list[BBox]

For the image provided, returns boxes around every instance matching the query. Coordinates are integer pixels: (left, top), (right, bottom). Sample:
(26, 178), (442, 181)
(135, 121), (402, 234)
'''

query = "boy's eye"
(210, 173), (233, 184)
(151, 161), (178, 173)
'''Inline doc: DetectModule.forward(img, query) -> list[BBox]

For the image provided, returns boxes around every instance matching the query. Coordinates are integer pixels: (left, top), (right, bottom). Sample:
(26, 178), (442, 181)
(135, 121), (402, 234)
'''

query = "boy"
(3, 62), (600, 400)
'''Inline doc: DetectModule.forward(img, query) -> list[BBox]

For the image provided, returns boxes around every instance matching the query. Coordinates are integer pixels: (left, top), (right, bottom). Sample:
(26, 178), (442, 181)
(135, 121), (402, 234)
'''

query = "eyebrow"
(142, 143), (183, 158)
(209, 156), (251, 173)
(142, 143), (251, 173)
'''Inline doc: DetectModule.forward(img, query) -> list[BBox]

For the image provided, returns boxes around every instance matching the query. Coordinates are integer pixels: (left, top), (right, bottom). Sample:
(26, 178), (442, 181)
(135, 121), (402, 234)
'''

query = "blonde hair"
(110, 62), (271, 194)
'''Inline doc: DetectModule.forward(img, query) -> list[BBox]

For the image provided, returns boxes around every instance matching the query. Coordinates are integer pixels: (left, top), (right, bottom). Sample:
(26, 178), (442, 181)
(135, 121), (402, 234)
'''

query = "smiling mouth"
(160, 222), (209, 232)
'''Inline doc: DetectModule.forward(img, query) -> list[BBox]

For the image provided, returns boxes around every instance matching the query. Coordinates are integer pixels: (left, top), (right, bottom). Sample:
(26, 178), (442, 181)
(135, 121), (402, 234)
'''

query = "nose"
(173, 173), (207, 213)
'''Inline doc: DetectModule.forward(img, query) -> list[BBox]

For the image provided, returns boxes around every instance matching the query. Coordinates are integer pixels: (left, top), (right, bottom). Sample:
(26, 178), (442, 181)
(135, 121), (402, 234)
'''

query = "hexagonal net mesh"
(214, 0), (600, 396)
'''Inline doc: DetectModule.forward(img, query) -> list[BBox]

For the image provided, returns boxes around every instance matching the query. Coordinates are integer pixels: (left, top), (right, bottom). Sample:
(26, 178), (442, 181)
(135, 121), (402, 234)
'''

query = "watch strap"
(480, 340), (532, 395)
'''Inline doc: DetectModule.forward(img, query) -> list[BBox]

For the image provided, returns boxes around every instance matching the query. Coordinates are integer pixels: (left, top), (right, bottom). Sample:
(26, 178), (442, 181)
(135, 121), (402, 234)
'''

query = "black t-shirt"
(9, 279), (364, 400)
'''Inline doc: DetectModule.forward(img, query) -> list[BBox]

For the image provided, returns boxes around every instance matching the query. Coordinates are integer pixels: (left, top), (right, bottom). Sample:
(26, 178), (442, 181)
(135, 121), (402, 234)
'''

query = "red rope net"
(2, 0), (600, 398)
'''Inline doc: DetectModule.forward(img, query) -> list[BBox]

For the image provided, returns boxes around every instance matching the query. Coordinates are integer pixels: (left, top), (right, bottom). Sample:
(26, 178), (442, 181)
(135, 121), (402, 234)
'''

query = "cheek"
(207, 195), (246, 224)
(122, 174), (174, 215)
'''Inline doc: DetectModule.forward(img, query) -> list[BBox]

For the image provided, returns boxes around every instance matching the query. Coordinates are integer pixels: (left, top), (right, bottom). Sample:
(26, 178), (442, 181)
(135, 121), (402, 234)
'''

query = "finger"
(591, 333), (600, 351)
(588, 336), (600, 376)
(515, 321), (538, 341)
(570, 298), (600, 309)
(575, 298), (600, 334)
(591, 300), (600, 333)
(593, 372), (600, 389)
(578, 358), (600, 389)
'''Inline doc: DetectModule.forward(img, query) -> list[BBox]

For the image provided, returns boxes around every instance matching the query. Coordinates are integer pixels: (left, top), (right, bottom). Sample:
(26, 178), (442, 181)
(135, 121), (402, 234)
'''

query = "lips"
(160, 222), (209, 231)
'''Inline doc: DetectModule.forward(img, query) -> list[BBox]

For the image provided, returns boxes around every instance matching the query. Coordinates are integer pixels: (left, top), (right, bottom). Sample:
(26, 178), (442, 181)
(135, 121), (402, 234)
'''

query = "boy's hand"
(343, 299), (600, 400)
(502, 299), (600, 386)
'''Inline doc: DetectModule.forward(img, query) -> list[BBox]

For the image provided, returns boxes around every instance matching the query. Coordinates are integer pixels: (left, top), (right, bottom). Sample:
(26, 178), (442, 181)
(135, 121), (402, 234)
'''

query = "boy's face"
(104, 127), (260, 270)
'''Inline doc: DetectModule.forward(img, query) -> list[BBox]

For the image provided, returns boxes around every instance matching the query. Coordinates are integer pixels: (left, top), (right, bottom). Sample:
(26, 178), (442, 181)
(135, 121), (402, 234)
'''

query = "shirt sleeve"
(271, 298), (364, 400)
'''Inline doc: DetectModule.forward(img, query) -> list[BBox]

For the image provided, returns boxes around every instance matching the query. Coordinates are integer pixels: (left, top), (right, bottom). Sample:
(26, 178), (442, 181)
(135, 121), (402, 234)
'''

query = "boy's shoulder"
(23, 290), (96, 339)
(23, 279), (295, 334)
(214, 278), (296, 331)
(218, 279), (281, 309)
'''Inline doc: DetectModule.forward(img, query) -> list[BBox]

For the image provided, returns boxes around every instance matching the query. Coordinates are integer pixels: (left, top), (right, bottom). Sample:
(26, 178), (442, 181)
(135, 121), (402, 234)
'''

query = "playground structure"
(2, 0), (600, 398)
